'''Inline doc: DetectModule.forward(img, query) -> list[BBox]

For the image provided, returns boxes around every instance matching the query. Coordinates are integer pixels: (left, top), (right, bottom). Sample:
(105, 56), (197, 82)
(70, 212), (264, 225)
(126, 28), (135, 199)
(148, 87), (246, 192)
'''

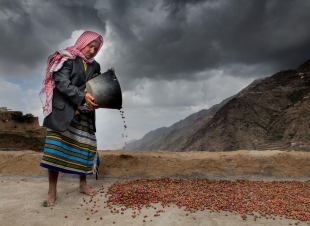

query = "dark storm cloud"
(101, 0), (310, 83)
(212, 0), (310, 69)
(1, 0), (310, 81)
(0, 0), (106, 77)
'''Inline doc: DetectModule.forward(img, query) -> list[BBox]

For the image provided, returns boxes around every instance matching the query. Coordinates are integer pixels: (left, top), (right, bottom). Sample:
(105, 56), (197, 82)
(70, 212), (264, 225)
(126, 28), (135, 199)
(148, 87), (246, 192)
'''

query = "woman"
(39, 31), (104, 207)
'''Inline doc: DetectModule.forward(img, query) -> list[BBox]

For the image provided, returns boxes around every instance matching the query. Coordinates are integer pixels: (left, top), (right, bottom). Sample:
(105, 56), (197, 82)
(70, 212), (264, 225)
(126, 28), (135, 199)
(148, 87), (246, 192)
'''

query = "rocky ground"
(0, 150), (310, 226)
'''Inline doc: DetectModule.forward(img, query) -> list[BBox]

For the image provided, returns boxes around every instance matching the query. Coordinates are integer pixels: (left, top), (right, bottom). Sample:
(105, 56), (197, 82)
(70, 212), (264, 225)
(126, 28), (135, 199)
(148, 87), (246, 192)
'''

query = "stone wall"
(0, 150), (310, 180)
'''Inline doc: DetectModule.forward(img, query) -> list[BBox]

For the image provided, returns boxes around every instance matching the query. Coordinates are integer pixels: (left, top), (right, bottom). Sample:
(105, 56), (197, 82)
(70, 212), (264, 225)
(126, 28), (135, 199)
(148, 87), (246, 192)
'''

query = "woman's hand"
(85, 93), (99, 109)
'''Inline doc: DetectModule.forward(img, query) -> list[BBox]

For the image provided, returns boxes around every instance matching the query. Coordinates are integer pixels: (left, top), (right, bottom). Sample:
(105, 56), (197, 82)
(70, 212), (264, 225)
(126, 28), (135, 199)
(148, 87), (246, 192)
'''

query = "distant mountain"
(125, 139), (137, 144)
(124, 108), (218, 150)
(138, 60), (310, 152)
(125, 79), (262, 150)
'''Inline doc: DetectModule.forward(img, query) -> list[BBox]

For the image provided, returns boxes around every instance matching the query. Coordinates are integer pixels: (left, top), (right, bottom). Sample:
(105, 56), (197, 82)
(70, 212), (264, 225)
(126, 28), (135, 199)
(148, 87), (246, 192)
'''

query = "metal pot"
(86, 68), (122, 109)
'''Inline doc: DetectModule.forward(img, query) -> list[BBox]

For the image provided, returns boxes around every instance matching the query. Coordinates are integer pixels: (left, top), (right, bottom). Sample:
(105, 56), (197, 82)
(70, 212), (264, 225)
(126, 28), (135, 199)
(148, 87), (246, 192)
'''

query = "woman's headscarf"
(39, 31), (104, 117)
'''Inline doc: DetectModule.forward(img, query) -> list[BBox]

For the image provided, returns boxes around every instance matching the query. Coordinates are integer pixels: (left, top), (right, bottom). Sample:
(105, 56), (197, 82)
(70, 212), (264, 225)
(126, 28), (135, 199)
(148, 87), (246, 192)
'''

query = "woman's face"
(81, 40), (100, 59)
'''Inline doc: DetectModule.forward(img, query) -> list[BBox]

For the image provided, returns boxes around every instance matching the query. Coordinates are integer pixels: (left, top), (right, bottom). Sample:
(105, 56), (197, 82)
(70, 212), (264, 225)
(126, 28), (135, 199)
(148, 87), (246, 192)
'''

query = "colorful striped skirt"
(40, 112), (99, 176)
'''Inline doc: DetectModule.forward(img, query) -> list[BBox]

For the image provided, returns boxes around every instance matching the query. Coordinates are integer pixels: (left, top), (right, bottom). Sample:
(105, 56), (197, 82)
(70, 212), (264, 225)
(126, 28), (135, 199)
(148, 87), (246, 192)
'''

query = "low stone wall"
(0, 150), (309, 179)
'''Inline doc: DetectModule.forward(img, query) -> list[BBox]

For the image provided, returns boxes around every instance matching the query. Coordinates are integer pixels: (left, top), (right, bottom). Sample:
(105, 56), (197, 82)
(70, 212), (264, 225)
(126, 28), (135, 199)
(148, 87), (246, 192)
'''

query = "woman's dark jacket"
(43, 56), (101, 132)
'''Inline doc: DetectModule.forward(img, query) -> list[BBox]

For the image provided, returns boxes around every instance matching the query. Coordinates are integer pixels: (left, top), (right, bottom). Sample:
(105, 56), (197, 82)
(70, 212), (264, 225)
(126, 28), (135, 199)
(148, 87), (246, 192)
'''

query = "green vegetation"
(11, 111), (35, 123)
(304, 77), (310, 86)
(267, 131), (283, 141)
(289, 133), (295, 138)
(253, 121), (267, 130)
(286, 87), (310, 103)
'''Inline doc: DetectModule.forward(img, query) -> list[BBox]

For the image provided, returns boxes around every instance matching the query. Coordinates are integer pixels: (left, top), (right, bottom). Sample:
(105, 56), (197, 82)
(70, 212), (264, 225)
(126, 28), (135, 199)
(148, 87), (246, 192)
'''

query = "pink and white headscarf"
(39, 31), (104, 117)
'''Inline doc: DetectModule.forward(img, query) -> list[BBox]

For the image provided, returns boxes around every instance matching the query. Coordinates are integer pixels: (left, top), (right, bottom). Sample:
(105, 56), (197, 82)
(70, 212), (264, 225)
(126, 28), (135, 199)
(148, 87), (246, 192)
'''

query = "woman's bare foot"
(43, 190), (56, 207)
(79, 175), (97, 196)
(79, 184), (97, 196)
(44, 169), (58, 207)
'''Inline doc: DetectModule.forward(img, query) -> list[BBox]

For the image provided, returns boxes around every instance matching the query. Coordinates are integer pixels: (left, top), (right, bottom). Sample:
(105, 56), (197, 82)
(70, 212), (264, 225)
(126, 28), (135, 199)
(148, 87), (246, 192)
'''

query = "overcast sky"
(1, 0), (310, 149)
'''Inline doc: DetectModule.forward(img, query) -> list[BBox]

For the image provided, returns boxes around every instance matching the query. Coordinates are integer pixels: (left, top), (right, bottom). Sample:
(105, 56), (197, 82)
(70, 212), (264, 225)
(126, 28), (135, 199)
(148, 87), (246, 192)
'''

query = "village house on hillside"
(0, 107), (15, 121)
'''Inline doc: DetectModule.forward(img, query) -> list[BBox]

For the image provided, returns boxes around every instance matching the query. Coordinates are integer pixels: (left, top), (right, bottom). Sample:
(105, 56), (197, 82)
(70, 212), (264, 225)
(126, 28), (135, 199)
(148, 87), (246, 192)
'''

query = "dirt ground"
(0, 150), (310, 226)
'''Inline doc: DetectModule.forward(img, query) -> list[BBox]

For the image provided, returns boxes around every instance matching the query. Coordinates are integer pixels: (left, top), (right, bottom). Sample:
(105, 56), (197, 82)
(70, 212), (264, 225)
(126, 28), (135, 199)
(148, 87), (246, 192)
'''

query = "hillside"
(126, 79), (262, 151)
(0, 115), (46, 152)
(138, 60), (310, 152)
(0, 130), (45, 152)
(125, 96), (233, 150)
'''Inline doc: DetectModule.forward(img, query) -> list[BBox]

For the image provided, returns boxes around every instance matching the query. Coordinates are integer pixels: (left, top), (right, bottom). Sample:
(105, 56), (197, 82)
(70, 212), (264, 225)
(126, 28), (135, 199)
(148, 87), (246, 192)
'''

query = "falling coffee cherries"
(120, 110), (128, 144)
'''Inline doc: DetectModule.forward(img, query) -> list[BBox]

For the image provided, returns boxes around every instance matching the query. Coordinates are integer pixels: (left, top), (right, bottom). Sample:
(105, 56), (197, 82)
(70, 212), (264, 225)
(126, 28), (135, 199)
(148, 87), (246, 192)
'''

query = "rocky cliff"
(138, 60), (310, 152)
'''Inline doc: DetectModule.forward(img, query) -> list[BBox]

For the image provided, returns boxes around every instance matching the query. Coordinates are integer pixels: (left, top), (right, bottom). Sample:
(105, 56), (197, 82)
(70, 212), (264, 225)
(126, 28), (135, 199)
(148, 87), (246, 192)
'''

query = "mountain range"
(124, 97), (232, 150)
(125, 60), (310, 152)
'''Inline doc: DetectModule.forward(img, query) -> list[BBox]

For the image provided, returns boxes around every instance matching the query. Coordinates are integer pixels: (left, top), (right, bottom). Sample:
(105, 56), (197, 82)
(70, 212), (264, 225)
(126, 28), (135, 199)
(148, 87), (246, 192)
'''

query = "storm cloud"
(1, 0), (310, 80)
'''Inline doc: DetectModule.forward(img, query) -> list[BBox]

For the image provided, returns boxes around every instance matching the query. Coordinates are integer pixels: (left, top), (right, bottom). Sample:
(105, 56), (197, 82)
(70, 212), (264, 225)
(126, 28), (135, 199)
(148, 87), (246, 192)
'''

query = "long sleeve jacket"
(43, 56), (101, 132)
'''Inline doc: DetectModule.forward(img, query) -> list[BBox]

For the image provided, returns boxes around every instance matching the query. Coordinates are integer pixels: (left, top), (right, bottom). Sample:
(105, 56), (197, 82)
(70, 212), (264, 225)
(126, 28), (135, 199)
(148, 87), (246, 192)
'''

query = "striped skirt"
(40, 112), (99, 176)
